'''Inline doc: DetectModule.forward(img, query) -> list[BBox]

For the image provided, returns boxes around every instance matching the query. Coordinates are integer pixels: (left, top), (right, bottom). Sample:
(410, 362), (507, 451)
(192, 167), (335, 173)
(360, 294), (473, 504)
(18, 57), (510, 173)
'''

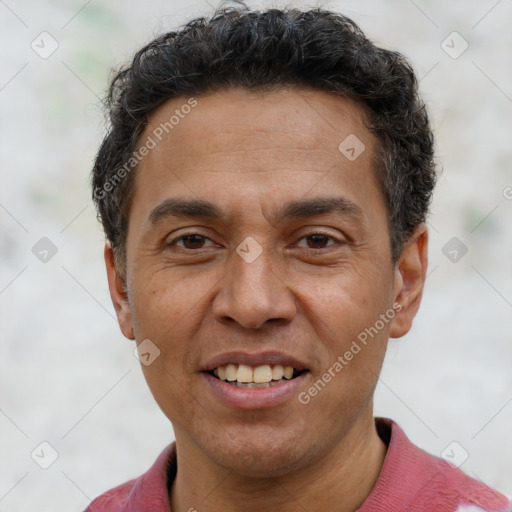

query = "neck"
(170, 412), (387, 512)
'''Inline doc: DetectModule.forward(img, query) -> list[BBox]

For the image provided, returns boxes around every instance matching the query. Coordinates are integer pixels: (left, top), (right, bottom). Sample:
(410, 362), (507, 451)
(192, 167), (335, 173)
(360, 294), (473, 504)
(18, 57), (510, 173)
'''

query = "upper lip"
(201, 351), (309, 372)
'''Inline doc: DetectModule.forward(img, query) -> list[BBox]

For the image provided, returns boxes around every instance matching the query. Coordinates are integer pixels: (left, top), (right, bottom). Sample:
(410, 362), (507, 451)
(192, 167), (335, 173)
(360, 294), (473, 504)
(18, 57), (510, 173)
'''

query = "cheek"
(299, 276), (390, 414)
(131, 266), (204, 330)
(139, 356), (199, 430)
(294, 268), (391, 346)
(128, 277), (198, 387)
(131, 275), (200, 421)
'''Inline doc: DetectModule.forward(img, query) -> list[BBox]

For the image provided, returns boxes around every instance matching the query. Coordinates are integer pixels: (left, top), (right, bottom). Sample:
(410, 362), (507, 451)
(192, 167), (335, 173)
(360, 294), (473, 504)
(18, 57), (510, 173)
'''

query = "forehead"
(145, 86), (372, 163)
(129, 87), (383, 228)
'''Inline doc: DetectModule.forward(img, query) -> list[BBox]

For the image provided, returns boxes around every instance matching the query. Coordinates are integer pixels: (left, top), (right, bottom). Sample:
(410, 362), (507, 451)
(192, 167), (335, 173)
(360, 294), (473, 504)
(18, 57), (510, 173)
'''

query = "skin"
(105, 87), (428, 512)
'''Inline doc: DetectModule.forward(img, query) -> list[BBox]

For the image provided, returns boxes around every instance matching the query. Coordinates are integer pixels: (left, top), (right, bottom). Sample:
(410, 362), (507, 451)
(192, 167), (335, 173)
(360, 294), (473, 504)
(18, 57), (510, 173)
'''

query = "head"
(93, 6), (435, 476)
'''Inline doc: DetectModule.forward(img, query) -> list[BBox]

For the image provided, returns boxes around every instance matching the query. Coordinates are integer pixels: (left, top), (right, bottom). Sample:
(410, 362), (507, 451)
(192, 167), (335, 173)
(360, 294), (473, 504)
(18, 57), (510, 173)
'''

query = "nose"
(212, 244), (297, 329)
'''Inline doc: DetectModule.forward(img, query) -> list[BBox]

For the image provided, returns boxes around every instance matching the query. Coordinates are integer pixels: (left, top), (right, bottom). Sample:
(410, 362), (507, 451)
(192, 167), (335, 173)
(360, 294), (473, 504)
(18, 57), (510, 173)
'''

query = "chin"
(202, 429), (314, 478)
(216, 450), (306, 479)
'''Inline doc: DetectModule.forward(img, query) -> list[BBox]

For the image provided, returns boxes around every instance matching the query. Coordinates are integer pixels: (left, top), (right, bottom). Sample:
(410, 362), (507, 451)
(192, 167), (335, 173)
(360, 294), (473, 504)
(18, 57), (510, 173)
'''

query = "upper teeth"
(213, 364), (295, 383)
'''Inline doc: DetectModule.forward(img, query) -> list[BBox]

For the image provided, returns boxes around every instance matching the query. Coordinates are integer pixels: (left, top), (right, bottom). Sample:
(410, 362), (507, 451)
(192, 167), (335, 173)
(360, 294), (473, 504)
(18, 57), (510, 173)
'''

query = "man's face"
(107, 87), (424, 476)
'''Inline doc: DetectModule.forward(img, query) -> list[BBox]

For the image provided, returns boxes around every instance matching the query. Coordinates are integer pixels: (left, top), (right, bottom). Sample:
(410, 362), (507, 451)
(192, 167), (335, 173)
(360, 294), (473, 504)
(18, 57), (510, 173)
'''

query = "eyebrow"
(148, 198), (223, 224)
(148, 196), (364, 225)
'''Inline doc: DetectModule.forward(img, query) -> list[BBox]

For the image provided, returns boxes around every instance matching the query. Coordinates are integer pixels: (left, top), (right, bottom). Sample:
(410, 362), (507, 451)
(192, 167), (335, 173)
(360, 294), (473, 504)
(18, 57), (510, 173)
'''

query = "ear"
(389, 224), (429, 339)
(104, 242), (135, 340)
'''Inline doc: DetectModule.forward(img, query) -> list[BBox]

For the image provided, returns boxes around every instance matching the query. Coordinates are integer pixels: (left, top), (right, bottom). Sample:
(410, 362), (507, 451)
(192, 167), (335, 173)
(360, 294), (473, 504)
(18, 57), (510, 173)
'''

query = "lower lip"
(202, 372), (309, 410)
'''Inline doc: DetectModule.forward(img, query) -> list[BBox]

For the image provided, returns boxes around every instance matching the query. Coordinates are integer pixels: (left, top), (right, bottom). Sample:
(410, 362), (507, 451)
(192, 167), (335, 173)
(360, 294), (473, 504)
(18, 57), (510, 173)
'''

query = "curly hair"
(92, 4), (436, 275)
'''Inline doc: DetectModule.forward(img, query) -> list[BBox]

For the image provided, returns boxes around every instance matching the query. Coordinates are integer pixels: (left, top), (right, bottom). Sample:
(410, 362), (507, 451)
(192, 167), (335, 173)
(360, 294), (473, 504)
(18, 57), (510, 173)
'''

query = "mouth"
(206, 363), (308, 388)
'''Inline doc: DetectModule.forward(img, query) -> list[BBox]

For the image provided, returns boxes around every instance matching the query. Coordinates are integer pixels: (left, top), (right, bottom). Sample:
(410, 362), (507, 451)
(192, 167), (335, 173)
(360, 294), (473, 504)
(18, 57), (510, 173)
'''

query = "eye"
(296, 233), (340, 249)
(168, 234), (217, 250)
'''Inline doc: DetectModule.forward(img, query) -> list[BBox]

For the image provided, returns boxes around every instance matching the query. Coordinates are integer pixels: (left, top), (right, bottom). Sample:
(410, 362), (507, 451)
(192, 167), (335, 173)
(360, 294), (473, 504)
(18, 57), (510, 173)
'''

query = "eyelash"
(167, 231), (342, 251)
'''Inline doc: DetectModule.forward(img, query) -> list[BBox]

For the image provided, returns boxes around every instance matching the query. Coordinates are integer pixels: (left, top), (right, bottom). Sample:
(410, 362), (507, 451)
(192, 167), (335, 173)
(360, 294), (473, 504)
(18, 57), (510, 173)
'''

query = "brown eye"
(181, 235), (206, 249)
(297, 233), (338, 249)
(306, 234), (331, 248)
(168, 234), (216, 250)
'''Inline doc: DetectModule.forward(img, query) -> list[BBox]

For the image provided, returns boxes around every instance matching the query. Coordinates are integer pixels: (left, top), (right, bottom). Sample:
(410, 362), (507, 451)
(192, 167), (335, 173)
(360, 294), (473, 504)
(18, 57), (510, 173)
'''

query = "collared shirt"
(85, 417), (511, 512)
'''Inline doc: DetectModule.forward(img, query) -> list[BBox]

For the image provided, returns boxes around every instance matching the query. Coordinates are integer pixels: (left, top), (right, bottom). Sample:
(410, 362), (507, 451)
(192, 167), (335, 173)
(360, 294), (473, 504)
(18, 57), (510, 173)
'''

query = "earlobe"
(104, 242), (135, 340)
(389, 224), (429, 339)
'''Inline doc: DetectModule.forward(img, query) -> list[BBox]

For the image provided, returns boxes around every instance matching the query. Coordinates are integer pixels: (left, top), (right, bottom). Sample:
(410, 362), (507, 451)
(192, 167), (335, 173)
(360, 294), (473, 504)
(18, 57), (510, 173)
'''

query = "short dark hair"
(92, 4), (436, 275)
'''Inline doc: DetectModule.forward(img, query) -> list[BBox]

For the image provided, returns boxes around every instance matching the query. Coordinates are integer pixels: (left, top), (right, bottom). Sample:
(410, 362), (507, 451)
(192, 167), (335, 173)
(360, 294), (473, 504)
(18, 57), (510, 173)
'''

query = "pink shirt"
(85, 417), (511, 512)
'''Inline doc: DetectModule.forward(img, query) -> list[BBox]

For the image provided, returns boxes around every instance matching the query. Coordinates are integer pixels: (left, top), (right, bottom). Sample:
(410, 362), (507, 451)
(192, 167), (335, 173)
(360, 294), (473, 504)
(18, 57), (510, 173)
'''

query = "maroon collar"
(98, 417), (509, 512)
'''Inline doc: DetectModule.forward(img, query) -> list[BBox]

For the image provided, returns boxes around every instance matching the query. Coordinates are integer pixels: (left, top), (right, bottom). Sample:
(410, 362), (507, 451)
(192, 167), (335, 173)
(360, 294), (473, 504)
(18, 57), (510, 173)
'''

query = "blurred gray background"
(1, 0), (511, 510)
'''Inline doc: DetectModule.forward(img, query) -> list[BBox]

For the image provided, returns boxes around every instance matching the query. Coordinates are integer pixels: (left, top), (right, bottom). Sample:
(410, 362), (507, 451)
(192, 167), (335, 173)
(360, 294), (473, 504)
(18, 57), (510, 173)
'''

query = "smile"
(207, 363), (307, 388)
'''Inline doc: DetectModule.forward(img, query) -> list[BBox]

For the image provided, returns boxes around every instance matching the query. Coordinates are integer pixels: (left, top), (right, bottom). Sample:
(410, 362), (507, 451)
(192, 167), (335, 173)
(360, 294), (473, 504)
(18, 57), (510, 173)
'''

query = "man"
(88, 4), (511, 512)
